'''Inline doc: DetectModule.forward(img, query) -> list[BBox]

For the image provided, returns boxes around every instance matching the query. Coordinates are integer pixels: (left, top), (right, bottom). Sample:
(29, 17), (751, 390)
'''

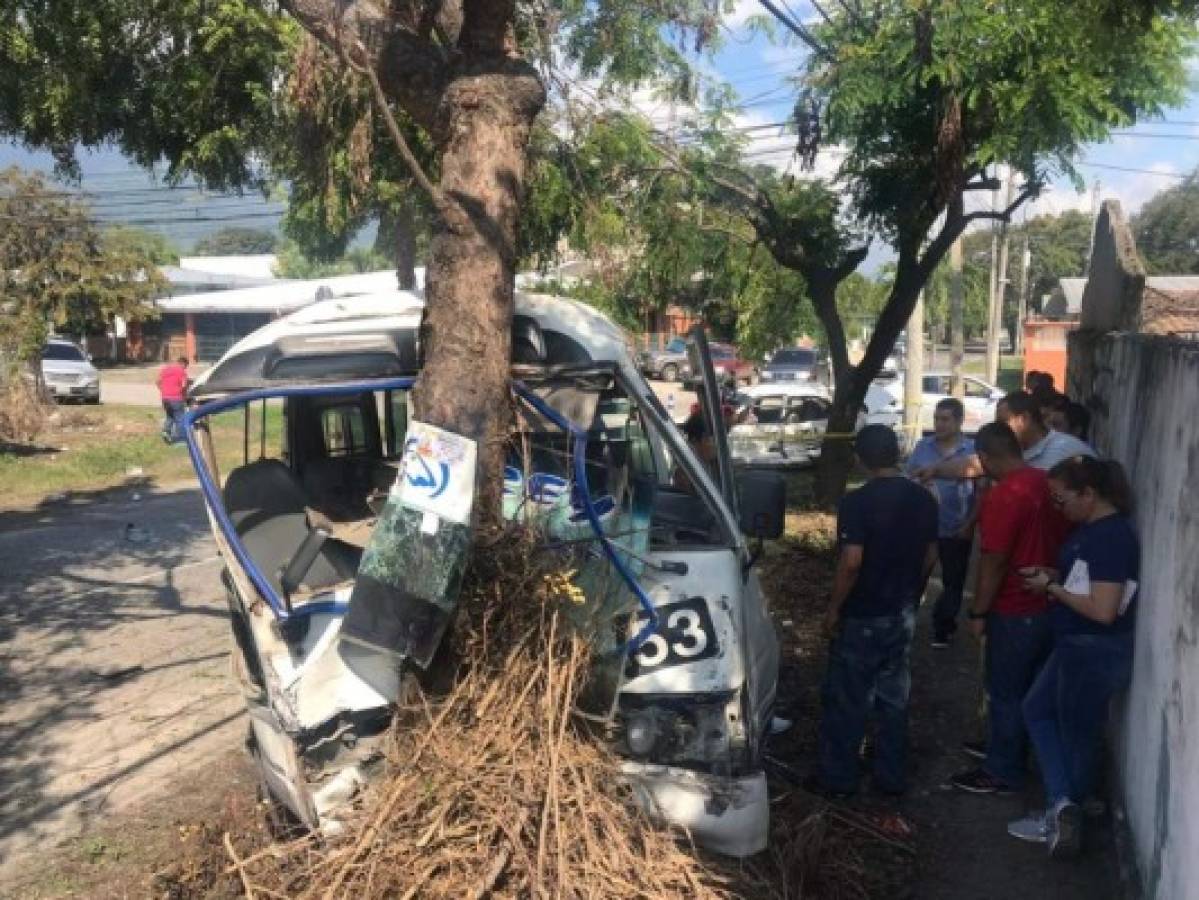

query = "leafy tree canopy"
(192, 226), (279, 256)
(0, 167), (164, 365)
(102, 225), (181, 266)
(273, 240), (391, 278)
(1133, 168), (1199, 274)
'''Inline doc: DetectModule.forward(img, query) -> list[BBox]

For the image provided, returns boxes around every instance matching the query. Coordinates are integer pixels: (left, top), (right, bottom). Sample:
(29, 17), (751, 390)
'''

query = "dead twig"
(224, 830), (257, 900)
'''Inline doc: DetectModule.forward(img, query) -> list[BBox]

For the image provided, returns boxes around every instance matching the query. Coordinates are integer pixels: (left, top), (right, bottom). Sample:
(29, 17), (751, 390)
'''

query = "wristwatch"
(967, 610), (987, 620)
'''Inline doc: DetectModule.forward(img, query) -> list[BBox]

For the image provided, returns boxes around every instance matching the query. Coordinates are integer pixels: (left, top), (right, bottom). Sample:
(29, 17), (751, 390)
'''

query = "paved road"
(0, 487), (240, 878)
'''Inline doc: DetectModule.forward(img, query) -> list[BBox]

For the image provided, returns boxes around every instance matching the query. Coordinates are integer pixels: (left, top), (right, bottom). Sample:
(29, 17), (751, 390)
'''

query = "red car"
(709, 343), (757, 385)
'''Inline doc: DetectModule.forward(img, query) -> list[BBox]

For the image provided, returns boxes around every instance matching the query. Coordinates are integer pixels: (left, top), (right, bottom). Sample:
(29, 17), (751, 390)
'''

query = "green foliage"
(806, 1), (1195, 242)
(273, 240), (391, 279)
(0, 167), (164, 365)
(835, 272), (889, 335)
(102, 225), (180, 266)
(273, 39), (435, 265)
(1022, 211), (1094, 304)
(0, 1), (295, 189)
(1133, 169), (1199, 274)
(733, 255), (819, 359)
(192, 226), (278, 256)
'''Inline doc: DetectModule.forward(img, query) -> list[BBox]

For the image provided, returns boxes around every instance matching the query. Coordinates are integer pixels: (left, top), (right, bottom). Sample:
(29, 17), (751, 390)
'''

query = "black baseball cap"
(854, 423), (900, 469)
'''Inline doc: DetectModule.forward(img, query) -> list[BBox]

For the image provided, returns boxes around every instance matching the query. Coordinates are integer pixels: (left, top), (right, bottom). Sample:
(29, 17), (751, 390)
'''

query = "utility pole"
(1015, 235), (1031, 356)
(903, 289), (925, 451)
(949, 235), (965, 399)
(985, 170), (1015, 385)
(1085, 179), (1103, 273)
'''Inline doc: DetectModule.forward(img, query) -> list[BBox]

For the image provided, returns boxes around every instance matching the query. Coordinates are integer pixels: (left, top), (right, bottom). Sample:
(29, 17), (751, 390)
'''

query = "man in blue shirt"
(813, 425), (939, 797)
(906, 398), (976, 647)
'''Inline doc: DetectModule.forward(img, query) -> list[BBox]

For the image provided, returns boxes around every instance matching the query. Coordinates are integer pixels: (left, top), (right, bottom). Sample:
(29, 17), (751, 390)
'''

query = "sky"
(1, 3), (1196, 259)
(702, 0), (1199, 223)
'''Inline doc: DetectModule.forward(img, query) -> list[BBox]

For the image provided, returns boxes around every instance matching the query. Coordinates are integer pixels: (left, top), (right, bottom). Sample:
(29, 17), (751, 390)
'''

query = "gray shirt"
(1023, 430), (1095, 471)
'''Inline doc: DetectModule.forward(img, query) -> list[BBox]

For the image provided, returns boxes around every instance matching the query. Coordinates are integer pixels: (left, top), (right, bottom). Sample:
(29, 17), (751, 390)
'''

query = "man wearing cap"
(812, 425), (939, 798)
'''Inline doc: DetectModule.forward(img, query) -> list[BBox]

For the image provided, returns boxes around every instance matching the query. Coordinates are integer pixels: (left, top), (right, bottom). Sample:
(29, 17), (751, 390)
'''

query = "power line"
(0, 209), (285, 226)
(1109, 131), (1199, 140)
(1075, 162), (1188, 178)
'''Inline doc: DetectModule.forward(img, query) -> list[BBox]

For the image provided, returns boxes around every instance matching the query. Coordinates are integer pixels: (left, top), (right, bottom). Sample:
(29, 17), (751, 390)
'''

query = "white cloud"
(724, 0), (764, 29)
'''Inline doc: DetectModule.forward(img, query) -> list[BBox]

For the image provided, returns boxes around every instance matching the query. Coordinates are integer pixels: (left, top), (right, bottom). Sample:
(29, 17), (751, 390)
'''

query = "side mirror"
(736, 470), (786, 541)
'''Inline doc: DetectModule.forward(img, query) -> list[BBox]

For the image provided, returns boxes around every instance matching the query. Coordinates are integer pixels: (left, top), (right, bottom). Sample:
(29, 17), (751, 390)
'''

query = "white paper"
(1064, 558), (1137, 616)
(420, 510), (441, 535)
(1064, 559), (1091, 595)
(395, 421), (477, 526)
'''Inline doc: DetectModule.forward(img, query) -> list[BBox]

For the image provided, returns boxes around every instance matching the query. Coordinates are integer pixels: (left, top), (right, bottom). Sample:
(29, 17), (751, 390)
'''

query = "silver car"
(41, 339), (101, 404)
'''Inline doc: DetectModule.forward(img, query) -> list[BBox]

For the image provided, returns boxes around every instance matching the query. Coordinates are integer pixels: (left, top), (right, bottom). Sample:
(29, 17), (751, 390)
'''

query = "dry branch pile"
(155, 527), (886, 899)
(0, 378), (48, 443)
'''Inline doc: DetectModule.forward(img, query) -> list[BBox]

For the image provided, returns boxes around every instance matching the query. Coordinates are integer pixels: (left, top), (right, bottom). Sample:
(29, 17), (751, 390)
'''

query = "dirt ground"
(0, 487), (1120, 898)
(0, 486), (244, 895)
(758, 507), (1118, 900)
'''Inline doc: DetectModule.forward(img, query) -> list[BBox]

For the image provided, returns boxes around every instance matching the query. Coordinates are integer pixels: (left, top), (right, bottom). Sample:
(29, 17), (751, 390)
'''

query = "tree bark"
(377, 199), (420, 290)
(949, 235), (965, 398)
(412, 61), (545, 527)
(812, 222), (964, 506)
(282, 1), (546, 528)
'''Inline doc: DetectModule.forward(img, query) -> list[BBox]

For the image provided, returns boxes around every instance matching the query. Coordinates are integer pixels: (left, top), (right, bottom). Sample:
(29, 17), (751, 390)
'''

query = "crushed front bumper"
(620, 761), (769, 857)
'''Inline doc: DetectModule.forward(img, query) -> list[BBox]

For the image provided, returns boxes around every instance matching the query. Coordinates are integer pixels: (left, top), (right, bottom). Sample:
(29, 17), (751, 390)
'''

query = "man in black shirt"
(813, 425), (939, 797)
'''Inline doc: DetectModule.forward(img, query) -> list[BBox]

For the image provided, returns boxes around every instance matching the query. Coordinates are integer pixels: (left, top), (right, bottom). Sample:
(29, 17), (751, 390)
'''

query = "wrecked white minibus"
(183, 290), (783, 857)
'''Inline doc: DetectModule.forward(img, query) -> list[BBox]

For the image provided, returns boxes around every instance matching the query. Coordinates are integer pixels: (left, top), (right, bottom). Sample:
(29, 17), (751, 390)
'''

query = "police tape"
(733, 424), (925, 441)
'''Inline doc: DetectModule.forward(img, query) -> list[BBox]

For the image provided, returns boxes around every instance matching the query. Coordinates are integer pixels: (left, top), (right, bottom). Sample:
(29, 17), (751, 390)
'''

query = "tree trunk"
(950, 235), (965, 398)
(377, 199), (420, 290)
(411, 63), (545, 527)
(807, 278), (868, 505)
(813, 249), (940, 506)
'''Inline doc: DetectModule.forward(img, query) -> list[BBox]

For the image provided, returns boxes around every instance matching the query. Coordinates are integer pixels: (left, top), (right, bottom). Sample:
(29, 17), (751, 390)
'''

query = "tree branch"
(698, 224), (756, 245)
(285, 0), (468, 234)
(359, 61), (468, 233)
(279, 0), (450, 131)
(962, 183), (1039, 225)
(964, 176), (1002, 192)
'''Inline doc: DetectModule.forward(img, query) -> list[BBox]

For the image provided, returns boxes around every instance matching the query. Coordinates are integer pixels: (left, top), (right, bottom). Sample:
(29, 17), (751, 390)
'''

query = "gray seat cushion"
(223, 460), (360, 594)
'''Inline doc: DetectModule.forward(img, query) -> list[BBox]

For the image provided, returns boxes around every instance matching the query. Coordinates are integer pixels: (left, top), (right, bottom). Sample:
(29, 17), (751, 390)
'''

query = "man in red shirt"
(951, 422), (1067, 794)
(156, 356), (189, 443)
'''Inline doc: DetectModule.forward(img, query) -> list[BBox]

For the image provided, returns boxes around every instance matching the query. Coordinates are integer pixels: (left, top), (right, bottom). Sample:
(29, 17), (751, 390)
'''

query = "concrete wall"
(1081, 201), (1145, 334)
(1069, 331), (1199, 899)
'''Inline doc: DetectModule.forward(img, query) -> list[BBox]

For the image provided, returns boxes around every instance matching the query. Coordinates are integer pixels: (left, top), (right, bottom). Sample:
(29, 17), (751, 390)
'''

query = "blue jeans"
(933, 538), (972, 635)
(1024, 632), (1133, 804)
(819, 607), (916, 793)
(984, 612), (1051, 787)
(161, 400), (185, 442)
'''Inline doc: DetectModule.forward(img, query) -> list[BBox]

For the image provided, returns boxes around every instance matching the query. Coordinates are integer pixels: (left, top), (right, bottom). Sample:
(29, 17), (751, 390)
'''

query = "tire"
(85, 397), (100, 405)
(661, 363), (679, 382)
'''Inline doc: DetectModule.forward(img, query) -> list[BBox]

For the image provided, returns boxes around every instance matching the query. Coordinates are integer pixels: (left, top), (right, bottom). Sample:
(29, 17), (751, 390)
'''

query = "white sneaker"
(1007, 809), (1051, 844)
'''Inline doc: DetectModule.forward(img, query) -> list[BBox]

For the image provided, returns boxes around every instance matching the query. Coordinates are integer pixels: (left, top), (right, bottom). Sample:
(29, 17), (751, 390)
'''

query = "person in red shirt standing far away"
(950, 421), (1070, 795)
(156, 356), (190, 444)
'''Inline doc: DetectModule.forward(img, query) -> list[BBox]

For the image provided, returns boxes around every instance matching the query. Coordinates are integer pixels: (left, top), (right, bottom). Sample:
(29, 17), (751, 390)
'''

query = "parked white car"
(40, 339), (101, 404)
(880, 372), (1002, 434)
(863, 382), (902, 429)
(729, 383), (864, 468)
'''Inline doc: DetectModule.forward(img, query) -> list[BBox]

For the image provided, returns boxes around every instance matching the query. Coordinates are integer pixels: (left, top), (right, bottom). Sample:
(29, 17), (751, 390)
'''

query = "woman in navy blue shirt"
(1007, 456), (1138, 859)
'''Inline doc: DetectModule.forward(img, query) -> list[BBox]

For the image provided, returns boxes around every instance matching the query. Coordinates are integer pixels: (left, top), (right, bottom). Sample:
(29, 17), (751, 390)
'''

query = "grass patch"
(961, 354), (1024, 391)
(0, 403), (283, 509)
